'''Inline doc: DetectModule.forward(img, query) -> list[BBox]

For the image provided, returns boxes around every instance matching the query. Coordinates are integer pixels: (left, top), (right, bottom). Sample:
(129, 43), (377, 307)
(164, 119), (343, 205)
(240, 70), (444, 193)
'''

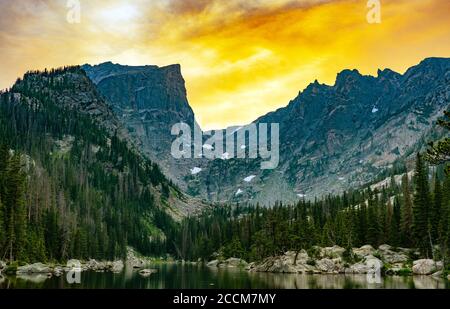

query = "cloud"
(0, 0), (449, 129)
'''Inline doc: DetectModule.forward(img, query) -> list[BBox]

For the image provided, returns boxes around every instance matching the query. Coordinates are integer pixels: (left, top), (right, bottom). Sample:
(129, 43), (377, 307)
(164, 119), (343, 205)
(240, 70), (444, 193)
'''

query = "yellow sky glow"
(0, 0), (449, 130)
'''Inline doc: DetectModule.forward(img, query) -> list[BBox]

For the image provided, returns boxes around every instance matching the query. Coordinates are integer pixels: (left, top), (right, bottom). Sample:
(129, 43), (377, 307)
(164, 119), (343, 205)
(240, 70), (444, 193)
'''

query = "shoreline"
(1, 245), (449, 281)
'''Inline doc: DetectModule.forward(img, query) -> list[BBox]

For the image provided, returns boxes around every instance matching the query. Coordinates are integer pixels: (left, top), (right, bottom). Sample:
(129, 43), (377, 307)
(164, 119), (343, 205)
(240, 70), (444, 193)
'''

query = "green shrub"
(307, 259), (316, 266)
(4, 262), (18, 275)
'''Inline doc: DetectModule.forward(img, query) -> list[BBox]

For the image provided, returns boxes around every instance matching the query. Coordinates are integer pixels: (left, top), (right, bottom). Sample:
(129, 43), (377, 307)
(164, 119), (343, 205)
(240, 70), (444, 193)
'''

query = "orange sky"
(0, 0), (449, 130)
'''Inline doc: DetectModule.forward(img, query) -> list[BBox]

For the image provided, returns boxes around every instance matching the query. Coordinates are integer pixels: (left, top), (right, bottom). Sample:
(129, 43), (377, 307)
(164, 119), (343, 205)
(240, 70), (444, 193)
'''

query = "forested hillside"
(0, 67), (182, 263)
(173, 154), (450, 263)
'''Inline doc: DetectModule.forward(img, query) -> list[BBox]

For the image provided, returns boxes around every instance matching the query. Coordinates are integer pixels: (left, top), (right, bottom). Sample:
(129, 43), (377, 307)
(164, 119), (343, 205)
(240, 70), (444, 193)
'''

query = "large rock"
(65, 259), (82, 271)
(126, 248), (146, 268)
(316, 258), (336, 273)
(347, 255), (383, 274)
(348, 263), (370, 274)
(86, 259), (107, 271)
(207, 260), (219, 267)
(377, 245), (409, 264)
(315, 258), (344, 273)
(17, 263), (52, 274)
(353, 245), (376, 258)
(139, 269), (157, 277)
(321, 246), (345, 259)
(0, 261), (6, 273)
(111, 261), (124, 273)
(251, 256), (297, 273)
(53, 266), (64, 277)
(222, 258), (248, 268)
(412, 259), (439, 275)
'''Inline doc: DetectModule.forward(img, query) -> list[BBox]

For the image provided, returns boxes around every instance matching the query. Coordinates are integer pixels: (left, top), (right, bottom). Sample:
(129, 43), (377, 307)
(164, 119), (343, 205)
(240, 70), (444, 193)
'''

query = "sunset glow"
(0, 0), (449, 130)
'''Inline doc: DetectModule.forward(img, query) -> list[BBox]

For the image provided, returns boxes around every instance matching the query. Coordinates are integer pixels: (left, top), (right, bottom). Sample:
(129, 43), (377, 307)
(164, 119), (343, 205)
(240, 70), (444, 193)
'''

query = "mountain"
(0, 66), (203, 261)
(82, 62), (203, 191)
(185, 58), (450, 204)
(80, 58), (449, 206)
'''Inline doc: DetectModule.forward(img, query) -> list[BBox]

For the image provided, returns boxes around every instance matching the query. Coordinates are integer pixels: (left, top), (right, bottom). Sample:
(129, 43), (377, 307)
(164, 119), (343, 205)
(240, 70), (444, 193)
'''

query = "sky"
(0, 0), (449, 130)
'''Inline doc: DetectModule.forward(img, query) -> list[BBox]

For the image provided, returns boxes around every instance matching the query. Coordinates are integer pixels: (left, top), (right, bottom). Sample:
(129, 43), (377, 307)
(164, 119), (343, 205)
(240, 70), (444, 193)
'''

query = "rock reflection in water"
(0, 264), (448, 289)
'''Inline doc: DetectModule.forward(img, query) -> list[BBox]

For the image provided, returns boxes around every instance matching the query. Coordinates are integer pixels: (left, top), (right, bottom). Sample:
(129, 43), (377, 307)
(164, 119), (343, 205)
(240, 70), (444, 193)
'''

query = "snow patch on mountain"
(244, 175), (256, 182)
(190, 167), (202, 175)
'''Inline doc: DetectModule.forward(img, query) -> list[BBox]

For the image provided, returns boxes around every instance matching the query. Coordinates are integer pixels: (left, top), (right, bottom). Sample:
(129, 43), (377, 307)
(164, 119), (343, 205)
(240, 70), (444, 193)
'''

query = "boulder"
(53, 266), (64, 277)
(111, 260), (124, 273)
(293, 262), (316, 274)
(377, 244), (409, 264)
(349, 263), (370, 274)
(64, 259), (83, 272)
(412, 259), (439, 275)
(139, 269), (157, 277)
(245, 262), (256, 271)
(316, 258), (337, 273)
(378, 244), (392, 251)
(223, 258), (248, 268)
(251, 256), (301, 273)
(126, 247), (146, 268)
(206, 260), (219, 268)
(17, 263), (52, 274)
(86, 259), (102, 271)
(321, 246), (345, 258)
(353, 245), (376, 258)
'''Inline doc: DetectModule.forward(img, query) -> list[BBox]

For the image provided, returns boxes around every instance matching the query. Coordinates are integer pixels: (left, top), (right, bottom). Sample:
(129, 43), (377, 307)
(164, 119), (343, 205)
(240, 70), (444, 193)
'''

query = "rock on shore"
(17, 263), (52, 275)
(0, 260), (6, 274)
(412, 259), (443, 275)
(206, 258), (248, 268)
(219, 245), (446, 277)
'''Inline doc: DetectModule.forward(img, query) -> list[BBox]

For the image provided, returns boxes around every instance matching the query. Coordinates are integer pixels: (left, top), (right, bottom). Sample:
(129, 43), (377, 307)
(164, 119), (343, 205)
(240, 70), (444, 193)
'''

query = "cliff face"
(185, 58), (450, 204)
(84, 58), (450, 205)
(83, 62), (202, 188)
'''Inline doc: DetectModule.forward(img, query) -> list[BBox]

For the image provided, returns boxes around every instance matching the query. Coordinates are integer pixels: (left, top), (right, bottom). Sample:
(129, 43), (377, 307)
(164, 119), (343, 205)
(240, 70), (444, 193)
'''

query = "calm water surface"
(0, 263), (448, 289)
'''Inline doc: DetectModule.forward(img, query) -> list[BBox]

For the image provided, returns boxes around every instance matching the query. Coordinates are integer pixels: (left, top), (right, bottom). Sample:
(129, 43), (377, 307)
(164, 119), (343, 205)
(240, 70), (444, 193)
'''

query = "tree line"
(0, 67), (177, 263)
(170, 110), (450, 264)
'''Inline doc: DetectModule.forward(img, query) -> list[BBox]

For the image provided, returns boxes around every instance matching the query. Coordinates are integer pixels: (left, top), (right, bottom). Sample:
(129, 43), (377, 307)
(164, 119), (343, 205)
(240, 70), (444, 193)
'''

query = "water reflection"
(0, 263), (448, 289)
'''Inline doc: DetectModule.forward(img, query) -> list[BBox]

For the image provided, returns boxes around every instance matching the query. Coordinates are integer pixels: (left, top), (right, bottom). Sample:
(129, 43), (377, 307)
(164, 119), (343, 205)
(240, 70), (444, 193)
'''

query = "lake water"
(0, 263), (448, 289)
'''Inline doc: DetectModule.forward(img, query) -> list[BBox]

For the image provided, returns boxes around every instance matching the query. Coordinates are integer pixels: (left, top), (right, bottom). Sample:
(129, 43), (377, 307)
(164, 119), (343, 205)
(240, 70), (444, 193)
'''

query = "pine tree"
(401, 173), (414, 246)
(367, 189), (381, 246)
(413, 153), (432, 257)
(4, 153), (28, 262)
(426, 110), (450, 174)
(438, 174), (450, 263)
(431, 174), (442, 241)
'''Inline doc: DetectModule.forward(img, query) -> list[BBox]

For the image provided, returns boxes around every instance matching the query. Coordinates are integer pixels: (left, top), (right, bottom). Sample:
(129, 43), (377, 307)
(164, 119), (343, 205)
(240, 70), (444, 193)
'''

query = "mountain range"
(85, 57), (450, 205)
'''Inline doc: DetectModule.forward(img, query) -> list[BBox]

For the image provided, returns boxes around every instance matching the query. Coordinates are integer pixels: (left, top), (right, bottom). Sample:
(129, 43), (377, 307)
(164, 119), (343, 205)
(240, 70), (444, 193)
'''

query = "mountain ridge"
(58, 57), (450, 205)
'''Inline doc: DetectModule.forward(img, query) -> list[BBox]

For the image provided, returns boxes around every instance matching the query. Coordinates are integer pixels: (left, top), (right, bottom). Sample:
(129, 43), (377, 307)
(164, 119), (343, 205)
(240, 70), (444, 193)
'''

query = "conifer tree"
(413, 153), (432, 257)
(431, 174), (442, 241)
(401, 173), (414, 246)
(426, 110), (450, 174)
(4, 153), (27, 261)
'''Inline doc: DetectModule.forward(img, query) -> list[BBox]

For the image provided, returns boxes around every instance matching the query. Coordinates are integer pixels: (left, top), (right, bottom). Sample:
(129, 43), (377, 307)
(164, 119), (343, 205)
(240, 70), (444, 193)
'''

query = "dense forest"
(0, 67), (177, 263)
(0, 66), (449, 270)
(170, 111), (450, 264)
(171, 160), (449, 263)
